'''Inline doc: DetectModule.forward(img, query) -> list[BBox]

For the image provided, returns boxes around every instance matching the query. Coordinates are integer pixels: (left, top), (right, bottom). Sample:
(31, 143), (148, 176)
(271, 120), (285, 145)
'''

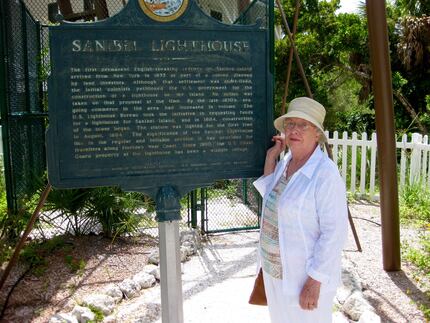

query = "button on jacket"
(253, 146), (348, 302)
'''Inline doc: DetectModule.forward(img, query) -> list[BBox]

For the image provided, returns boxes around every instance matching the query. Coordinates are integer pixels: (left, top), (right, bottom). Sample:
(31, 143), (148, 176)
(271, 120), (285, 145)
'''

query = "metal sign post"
(158, 221), (184, 323)
(156, 186), (184, 323)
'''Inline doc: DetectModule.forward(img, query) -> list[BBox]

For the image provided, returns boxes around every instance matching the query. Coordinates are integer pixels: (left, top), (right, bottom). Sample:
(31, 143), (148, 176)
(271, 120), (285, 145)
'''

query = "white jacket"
(253, 146), (348, 300)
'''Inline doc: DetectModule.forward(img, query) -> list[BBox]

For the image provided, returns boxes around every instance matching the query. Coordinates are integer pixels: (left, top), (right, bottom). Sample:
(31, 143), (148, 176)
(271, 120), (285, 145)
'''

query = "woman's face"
(284, 117), (320, 154)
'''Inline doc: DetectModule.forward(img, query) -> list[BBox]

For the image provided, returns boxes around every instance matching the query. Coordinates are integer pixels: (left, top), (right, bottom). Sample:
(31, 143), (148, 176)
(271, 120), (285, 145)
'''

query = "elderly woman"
(253, 97), (348, 322)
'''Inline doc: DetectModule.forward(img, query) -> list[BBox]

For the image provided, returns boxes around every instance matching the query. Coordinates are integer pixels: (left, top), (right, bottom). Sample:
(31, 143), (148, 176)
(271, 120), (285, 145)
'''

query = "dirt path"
(0, 200), (428, 322)
(343, 201), (428, 322)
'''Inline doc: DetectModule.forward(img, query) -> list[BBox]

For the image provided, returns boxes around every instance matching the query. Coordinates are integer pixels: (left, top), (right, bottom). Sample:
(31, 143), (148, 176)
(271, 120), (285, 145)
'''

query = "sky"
(337, 0), (363, 13)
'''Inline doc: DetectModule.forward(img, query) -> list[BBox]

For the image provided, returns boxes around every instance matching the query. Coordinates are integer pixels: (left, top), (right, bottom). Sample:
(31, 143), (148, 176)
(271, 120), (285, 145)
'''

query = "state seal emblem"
(139, 0), (189, 22)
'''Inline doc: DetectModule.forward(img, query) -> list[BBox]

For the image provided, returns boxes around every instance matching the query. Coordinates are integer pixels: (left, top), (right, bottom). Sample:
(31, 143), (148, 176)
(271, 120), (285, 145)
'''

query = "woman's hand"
(263, 135), (286, 176)
(299, 276), (321, 311)
(267, 135), (286, 160)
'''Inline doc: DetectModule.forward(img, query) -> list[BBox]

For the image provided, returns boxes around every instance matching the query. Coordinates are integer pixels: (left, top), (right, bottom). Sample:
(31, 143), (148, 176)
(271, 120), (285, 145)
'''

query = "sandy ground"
(115, 201), (428, 323)
(1, 200), (428, 322)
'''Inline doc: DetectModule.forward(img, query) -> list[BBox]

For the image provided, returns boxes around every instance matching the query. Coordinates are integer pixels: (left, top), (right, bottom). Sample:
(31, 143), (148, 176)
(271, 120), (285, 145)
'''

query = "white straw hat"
(274, 97), (327, 142)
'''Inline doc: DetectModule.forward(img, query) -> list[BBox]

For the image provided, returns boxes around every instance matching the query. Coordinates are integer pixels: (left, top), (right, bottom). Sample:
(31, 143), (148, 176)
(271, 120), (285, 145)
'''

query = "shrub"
(85, 187), (142, 239)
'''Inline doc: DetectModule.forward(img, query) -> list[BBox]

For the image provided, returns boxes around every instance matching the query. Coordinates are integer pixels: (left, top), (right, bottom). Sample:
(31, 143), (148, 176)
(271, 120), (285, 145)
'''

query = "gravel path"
(2, 200), (427, 322)
(343, 201), (428, 323)
(113, 232), (269, 322)
(112, 200), (428, 322)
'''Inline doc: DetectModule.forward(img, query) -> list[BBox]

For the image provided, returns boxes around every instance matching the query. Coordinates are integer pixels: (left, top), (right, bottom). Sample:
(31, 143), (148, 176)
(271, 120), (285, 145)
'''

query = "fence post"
(332, 131), (338, 166)
(369, 132), (377, 200)
(359, 132), (367, 196)
(0, 0), (16, 213)
(421, 135), (428, 187)
(399, 134), (407, 188)
(409, 133), (422, 185)
(351, 132), (358, 194)
(190, 190), (197, 229)
(342, 131), (348, 184)
(242, 179), (248, 205)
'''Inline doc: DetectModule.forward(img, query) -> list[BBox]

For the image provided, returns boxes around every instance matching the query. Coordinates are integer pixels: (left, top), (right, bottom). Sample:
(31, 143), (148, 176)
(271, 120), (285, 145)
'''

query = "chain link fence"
(1, 0), (271, 239)
(199, 179), (262, 234)
(1, 0), (46, 214)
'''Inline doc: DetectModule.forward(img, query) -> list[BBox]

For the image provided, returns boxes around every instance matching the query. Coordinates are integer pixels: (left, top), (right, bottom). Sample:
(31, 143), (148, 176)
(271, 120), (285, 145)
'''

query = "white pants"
(263, 270), (335, 323)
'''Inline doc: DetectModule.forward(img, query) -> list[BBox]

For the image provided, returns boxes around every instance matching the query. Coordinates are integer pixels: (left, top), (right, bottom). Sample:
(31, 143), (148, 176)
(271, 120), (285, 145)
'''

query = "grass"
(87, 304), (104, 322)
(19, 236), (88, 277)
(403, 232), (430, 274)
(64, 254), (86, 275)
(399, 183), (430, 226)
(20, 236), (67, 276)
(399, 183), (430, 320)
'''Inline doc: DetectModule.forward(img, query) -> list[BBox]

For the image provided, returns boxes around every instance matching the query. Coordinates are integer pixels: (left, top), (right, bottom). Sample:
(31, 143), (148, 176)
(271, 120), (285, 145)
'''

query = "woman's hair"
(316, 128), (326, 145)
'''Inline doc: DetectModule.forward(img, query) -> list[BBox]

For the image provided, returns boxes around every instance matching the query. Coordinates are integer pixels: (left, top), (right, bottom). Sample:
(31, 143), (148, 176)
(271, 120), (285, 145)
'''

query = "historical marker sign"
(47, 0), (273, 196)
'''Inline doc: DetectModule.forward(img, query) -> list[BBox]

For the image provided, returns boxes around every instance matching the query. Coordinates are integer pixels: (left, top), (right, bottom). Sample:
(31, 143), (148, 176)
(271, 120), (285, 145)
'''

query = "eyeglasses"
(283, 120), (314, 132)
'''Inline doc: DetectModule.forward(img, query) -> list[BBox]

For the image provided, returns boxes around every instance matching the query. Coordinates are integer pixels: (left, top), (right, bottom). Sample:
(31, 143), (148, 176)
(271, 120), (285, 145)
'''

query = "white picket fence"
(325, 131), (430, 200)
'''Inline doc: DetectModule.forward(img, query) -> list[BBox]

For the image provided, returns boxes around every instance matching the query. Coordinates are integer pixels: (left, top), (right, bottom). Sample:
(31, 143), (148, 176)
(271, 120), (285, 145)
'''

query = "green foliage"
(274, 1), (370, 132)
(334, 104), (375, 134)
(20, 236), (87, 277)
(401, 231), (430, 320)
(0, 167), (152, 239)
(64, 254), (86, 275)
(208, 180), (238, 200)
(393, 0), (430, 16)
(418, 299), (430, 321)
(392, 71), (409, 90)
(139, 194), (156, 213)
(85, 187), (141, 238)
(44, 188), (93, 236)
(399, 183), (430, 225)
(87, 305), (104, 322)
(37, 45), (51, 112)
(0, 201), (35, 244)
(0, 241), (13, 265)
(274, 0), (429, 135)
(403, 232), (430, 273)
(20, 236), (66, 275)
(399, 182), (429, 319)
(0, 169), (34, 243)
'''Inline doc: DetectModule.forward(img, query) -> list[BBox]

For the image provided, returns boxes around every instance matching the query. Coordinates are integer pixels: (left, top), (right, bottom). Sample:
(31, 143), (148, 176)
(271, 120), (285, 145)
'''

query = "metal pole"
(267, 0), (273, 74)
(276, 0), (313, 98)
(348, 208), (362, 252)
(0, 183), (52, 291)
(21, 2), (37, 196)
(0, 0), (17, 213)
(190, 190), (197, 228)
(200, 188), (206, 228)
(155, 186), (184, 323)
(158, 220), (184, 323)
(280, 0), (300, 115)
(365, 0), (400, 271)
(242, 179), (248, 205)
(201, 188), (207, 233)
